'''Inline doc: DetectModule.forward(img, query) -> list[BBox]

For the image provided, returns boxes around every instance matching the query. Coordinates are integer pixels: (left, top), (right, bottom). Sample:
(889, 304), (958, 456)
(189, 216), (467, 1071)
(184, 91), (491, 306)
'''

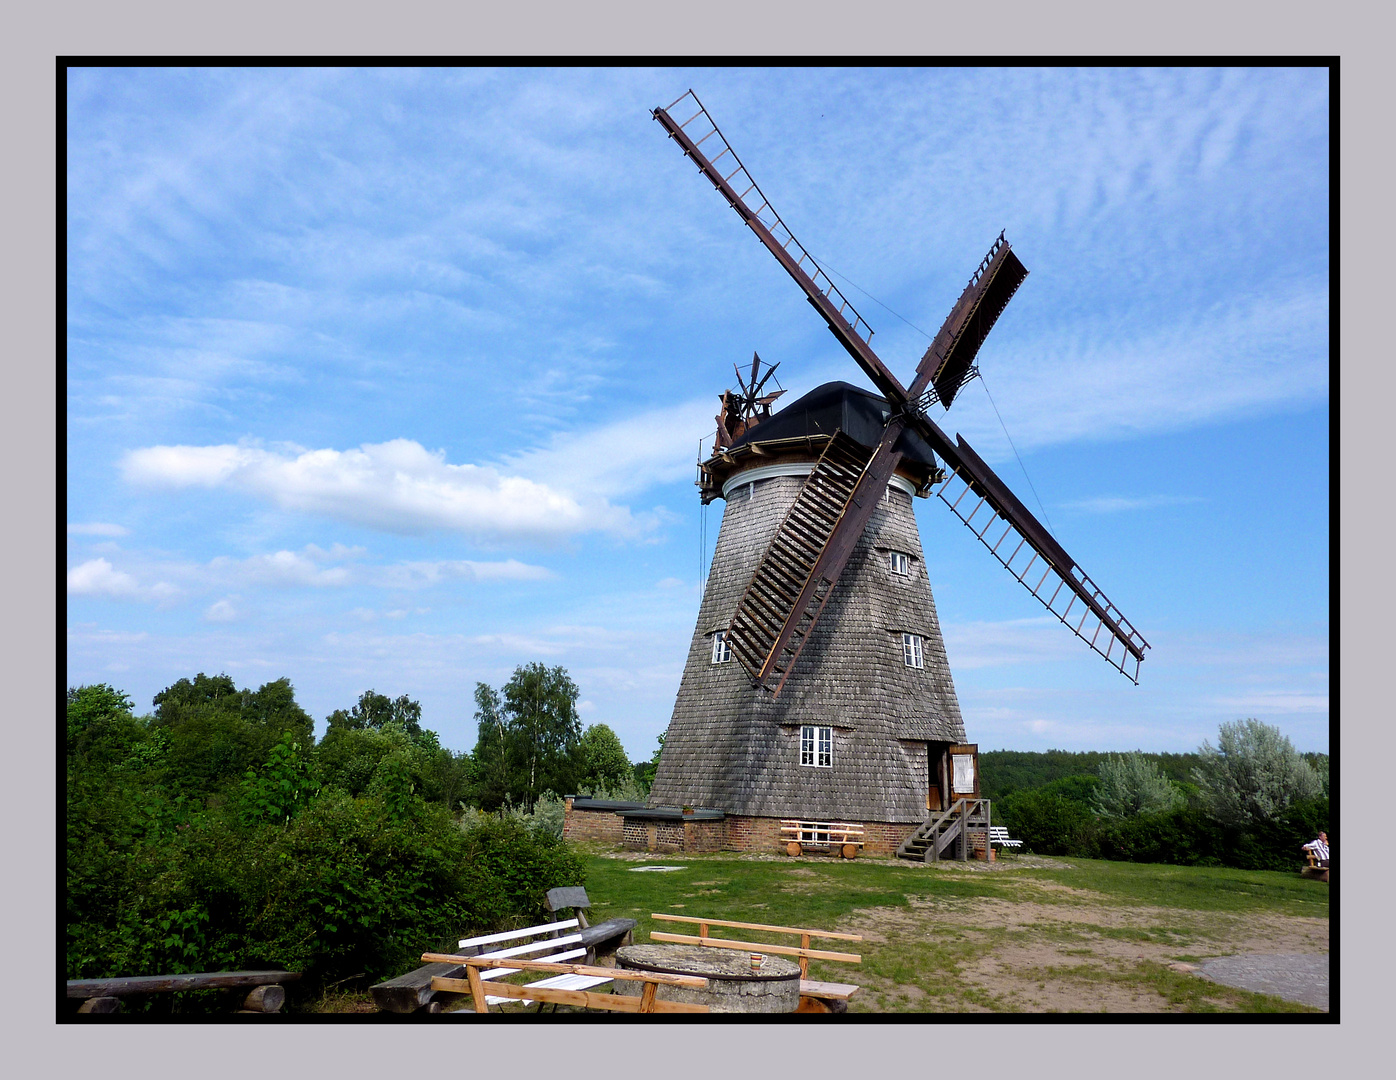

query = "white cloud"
(121, 438), (652, 543)
(503, 398), (717, 500)
(948, 281), (1329, 459)
(1061, 494), (1205, 514)
(942, 616), (1081, 670)
(1209, 692), (1330, 715)
(204, 598), (240, 622)
(68, 522), (130, 537)
(208, 549), (351, 588)
(68, 558), (141, 597)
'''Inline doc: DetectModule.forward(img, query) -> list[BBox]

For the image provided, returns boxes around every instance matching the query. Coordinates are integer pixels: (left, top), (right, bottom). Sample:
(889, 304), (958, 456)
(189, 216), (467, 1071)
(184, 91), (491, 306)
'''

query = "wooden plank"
(432, 979), (709, 1014)
(425, 954), (709, 987)
(457, 918), (578, 950)
(649, 931), (860, 964)
(639, 981), (658, 1013)
(799, 979), (860, 999)
(651, 913), (863, 943)
(67, 970), (301, 999)
(465, 965), (489, 1014)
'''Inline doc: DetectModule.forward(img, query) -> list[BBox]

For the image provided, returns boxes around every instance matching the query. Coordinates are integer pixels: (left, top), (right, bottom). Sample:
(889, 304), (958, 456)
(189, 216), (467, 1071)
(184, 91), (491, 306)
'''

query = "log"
(67, 971), (301, 999)
(370, 961), (467, 1014)
(841, 844), (859, 859)
(242, 985), (285, 1013)
(77, 996), (122, 1014)
(787, 841), (802, 857)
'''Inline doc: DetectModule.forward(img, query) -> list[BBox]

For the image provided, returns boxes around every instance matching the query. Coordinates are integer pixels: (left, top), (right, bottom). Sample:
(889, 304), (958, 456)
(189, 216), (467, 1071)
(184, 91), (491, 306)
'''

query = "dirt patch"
(839, 875), (1326, 1014)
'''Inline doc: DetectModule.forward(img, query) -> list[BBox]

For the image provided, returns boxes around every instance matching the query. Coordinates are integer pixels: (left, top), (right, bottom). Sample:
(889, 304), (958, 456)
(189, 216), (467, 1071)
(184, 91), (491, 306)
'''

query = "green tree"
(1192, 719), (1322, 829)
(576, 723), (632, 792)
(503, 664), (581, 812)
(326, 690), (424, 741)
(147, 674), (314, 798)
(634, 731), (665, 795)
(469, 682), (513, 811)
(1093, 751), (1185, 818)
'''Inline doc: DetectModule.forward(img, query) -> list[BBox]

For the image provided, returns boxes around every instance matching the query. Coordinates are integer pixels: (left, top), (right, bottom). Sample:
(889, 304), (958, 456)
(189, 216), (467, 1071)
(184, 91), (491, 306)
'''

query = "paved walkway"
(1199, 953), (1328, 1011)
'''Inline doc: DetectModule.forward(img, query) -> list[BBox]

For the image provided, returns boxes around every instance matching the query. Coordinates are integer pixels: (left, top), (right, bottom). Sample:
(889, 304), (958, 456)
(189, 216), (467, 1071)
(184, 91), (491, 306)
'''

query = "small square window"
(800, 724), (832, 768)
(902, 632), (924, 668)
(711, 630), (732, 664)
(889, 551), (910, 576)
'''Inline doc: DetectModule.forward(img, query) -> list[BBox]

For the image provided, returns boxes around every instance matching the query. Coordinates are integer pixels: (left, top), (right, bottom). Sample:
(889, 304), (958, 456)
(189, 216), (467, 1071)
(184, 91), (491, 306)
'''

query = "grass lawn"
(576, 848), (1329, 1014)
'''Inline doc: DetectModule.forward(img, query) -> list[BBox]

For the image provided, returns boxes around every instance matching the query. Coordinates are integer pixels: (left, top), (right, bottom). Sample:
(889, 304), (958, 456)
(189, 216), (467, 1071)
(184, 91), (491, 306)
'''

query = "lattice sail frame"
(658, 91), (877, 347)
(933, 462), (1149, 682)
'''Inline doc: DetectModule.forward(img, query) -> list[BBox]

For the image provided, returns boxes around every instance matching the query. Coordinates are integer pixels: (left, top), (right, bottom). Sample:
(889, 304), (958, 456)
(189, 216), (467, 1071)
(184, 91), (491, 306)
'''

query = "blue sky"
(65, 66), (1330, 759)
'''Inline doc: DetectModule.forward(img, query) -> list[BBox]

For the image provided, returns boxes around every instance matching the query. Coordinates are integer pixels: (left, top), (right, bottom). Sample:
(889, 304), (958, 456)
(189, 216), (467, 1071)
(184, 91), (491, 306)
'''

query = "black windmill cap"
(726, 381), (939, 469)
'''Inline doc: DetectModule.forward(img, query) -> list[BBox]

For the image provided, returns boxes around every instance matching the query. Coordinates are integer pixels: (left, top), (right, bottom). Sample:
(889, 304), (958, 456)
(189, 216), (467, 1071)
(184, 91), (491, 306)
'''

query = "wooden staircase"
(724, 430), (874, 693)
(896, 799), (993, 863)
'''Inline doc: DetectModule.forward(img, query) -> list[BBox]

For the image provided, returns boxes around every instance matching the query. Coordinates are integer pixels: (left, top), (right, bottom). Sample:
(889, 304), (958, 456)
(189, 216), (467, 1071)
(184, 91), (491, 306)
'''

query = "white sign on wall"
(952, 754), (975, 794)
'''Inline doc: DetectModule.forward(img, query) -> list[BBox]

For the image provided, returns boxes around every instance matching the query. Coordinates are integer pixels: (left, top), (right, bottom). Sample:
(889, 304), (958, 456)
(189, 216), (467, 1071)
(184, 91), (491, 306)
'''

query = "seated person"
(1301, 831), (1330, 868)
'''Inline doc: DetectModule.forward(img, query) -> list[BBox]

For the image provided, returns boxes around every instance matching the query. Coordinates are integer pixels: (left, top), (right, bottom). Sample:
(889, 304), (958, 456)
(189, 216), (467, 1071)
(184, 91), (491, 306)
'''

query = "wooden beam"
(423, 954), (709, 987)
(649, 931), (860, 964)
(430, 977), (709, 1014)
(651, 913), (862, 943)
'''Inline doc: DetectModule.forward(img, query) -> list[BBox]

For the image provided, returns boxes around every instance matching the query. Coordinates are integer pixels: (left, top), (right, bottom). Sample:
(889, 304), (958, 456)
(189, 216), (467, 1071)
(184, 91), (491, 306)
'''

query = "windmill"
(636, 91), (1149, 858)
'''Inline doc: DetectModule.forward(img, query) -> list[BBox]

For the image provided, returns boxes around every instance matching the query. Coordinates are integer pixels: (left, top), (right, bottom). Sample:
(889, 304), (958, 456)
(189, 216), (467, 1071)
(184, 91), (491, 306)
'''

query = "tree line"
(64, 664), (658, 1010)
(983, 720), (1330, 870)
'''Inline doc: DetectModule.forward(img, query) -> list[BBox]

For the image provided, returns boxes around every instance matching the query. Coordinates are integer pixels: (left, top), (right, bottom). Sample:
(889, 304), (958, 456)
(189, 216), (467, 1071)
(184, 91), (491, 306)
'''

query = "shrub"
(1093, 752), (1185, 818)
(1193, 719), (1322, 829)
(997, 788), (1098, 856)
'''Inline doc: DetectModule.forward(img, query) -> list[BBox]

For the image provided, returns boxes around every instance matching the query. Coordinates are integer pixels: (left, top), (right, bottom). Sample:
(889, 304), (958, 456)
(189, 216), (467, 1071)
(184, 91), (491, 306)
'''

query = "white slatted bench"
(374, 886), (634, 1013)
(781, 820), (866, 859)
(447, 918), (608, 1007)
(650, 913), (862, 1013)
(989, 826), (1022, 854)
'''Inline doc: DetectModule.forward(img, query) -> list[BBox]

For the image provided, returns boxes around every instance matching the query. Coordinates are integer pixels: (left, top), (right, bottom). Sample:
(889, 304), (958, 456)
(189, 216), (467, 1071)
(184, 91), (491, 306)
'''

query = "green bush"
(997, 787), (1098, 856)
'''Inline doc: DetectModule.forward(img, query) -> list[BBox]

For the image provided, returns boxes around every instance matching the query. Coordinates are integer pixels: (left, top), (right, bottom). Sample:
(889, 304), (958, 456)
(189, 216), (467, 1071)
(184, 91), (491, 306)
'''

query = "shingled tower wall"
(648, 452), (967, 853)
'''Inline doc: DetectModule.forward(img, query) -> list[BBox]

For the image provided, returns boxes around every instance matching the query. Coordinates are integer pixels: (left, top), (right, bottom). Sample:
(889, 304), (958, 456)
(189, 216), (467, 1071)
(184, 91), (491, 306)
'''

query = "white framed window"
(800, 724), (832, 768)
(889, 550), (910, 576)
(902, 632), (924, 668)
(711, 630), (732, 664)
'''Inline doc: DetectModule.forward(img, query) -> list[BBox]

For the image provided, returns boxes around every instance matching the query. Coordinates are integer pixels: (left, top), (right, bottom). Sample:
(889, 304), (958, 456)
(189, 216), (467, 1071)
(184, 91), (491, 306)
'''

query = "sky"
(65, 65), (1330, 759)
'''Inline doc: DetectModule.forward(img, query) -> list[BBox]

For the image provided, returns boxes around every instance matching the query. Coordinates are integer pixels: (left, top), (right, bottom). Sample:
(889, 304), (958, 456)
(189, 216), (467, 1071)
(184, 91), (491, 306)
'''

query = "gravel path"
(1198, 953), (1329, 1011)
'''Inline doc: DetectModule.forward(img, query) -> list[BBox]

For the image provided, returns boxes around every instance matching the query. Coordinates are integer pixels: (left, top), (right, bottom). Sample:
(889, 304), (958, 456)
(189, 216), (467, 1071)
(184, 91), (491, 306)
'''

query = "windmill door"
(949, 744), (980, 800)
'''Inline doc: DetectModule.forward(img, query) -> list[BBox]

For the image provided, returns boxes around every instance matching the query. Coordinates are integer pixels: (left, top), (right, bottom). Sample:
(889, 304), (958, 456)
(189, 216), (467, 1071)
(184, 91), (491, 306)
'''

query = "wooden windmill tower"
(637, 92), (1149, 859)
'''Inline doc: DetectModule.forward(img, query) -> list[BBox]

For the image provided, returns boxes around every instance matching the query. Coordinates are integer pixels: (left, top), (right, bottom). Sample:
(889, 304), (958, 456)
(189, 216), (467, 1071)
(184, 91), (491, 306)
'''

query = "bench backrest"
(545, 886), (592, 929)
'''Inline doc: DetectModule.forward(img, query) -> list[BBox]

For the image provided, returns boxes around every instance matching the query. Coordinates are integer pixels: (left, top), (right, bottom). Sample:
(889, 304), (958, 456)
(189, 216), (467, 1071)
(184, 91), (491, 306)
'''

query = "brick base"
(581, 810), (920, 856)
(562, 804), (626, 844)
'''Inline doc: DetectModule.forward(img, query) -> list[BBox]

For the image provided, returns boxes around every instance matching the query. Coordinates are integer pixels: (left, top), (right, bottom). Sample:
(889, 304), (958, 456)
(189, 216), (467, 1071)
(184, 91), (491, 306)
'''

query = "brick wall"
(562, 804), (625, 843)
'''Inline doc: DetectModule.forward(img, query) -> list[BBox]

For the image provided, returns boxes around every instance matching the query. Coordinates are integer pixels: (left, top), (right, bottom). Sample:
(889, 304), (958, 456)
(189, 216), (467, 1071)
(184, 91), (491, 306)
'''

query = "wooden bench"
(781, 820), (865, 859)
(988, 826), (1022, 855)
(649, 913), (862, 1013)
(67, 970), (301, 1014)
(371, 885), (636, 1013)
(422, 953), (710, 1014)
(1301, 850), (1330, 882)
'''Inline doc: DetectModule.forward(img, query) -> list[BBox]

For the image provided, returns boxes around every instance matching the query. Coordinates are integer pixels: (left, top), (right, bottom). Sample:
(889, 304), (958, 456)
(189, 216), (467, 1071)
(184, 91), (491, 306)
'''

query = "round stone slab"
(1199, 953), (1329, 1011)
(615, 944), (801, 1013)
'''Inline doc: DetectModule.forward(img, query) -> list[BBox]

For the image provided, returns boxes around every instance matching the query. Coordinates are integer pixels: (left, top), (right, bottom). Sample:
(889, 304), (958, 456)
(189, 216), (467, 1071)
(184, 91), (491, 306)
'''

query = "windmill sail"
(658, 89), (1149, 685)
(928, 432), (1150, 681)
(909, 233), (1029, 409)
(654, 92), (905, 404)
